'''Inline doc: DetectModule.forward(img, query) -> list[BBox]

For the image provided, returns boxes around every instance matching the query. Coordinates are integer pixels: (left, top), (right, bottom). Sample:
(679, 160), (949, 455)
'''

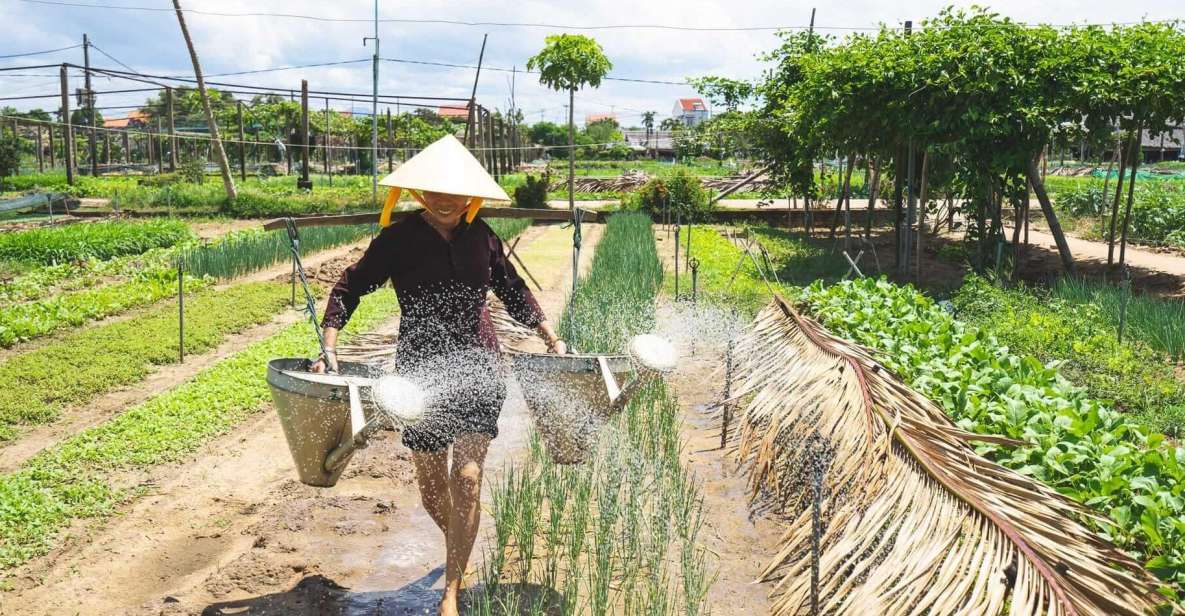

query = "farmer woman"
(311, 135), (565, 615)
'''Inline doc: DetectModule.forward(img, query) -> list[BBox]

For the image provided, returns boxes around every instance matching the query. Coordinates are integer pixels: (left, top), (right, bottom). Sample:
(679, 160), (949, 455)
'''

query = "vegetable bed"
(801, 277), (1185, 591)
(478, 214), (713, 614)
(0, 288), (399, 570)
(0, 220), (192, 264)
(0, 281), (292, 440)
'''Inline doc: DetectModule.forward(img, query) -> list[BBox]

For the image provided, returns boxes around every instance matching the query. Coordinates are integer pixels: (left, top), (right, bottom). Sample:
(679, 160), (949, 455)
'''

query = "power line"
(0, 43), (82, 59)
(87, 41), (138, 74)
(15, 0), (1184, 31)
(381, 57), (688, 86)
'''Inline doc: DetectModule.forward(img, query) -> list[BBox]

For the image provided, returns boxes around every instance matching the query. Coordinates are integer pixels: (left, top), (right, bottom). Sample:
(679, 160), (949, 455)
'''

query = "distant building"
(1141, 127), (1184, 163)
(622, 129), (674, 155)
(672, 98), (710, 127)
(585, 113), (619, 126)
(101, 109), (150, 129)
(436, 104), (472, 120)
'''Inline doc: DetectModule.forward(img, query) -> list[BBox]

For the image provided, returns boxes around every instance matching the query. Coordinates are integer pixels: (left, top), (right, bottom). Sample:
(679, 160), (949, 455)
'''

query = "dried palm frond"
(731, 296), (1167, 616)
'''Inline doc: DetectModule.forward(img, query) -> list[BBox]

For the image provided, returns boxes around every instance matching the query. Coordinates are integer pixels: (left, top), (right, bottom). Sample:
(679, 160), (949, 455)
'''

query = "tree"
(526, 34), (612, 214)
(528, 121), (568, 147)
(641, 111), (656, 155)
(583, 118), (622, 145)
(0, 130), (20, 179)
(172, 0), (236, 200)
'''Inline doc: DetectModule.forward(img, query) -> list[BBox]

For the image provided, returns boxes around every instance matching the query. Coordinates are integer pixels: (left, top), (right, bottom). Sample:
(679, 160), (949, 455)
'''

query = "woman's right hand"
(310, 350), (338, 373)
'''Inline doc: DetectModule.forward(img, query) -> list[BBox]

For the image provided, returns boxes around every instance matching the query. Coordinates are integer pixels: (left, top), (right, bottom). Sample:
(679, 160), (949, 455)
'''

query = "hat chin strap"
(378, 188), (483, 227)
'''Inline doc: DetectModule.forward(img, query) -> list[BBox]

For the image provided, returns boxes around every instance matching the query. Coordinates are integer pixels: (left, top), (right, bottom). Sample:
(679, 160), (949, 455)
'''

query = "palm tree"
(641, 111), (656, 157)
(172, 0), (236, 200)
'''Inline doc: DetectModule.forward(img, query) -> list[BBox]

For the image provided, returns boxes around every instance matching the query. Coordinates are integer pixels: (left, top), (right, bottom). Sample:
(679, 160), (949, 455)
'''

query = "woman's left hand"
(547, 339), (567, 354)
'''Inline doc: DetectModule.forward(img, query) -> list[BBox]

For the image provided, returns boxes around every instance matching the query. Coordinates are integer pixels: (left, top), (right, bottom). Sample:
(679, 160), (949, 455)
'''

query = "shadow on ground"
(200, 570), (566, 616)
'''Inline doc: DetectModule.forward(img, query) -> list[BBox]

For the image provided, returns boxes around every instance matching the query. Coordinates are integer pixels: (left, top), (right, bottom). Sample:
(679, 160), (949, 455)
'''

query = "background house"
(672, 98), (710, 127)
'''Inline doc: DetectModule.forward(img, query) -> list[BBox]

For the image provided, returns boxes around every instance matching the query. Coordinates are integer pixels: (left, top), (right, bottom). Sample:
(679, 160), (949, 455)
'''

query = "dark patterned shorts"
(398, 351), (507, 453)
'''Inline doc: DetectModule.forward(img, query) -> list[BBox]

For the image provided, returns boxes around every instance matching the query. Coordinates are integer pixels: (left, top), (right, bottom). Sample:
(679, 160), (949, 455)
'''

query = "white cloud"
(1, 0), (1181, 126)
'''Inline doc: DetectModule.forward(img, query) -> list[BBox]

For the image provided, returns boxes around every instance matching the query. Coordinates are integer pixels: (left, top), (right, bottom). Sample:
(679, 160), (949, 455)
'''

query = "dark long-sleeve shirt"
(321, 214), (544, 364)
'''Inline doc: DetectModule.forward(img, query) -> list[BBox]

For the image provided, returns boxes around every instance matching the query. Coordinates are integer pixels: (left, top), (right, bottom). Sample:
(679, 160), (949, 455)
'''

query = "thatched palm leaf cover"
(730, 296), (1166, 616)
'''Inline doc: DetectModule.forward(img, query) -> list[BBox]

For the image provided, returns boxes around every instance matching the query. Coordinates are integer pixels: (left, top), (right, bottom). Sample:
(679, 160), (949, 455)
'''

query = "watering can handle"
(323, 383), (383, 473)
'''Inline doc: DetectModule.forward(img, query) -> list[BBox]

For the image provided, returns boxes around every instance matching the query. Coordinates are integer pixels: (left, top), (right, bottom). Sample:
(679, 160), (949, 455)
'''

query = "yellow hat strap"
(465, 197), (483, 223)
(379, 187), (401, 228)
(380, 189), (483, 226)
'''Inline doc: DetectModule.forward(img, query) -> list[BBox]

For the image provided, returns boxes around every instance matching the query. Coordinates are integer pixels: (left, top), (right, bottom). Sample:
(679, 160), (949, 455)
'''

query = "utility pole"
(298, 79), (312, 190)
(59, 64), (74, 185)
(172, 0), (236, 199)
(82, 34), (98, 177)
(465, 34), (488, 147)
(363, 0), (379, 203)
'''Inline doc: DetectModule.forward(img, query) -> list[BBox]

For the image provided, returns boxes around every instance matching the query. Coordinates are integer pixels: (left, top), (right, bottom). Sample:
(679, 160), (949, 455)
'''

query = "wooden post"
(122, 129), (130, 164)
(1108, 131), (1133, 265)
(59, 64), (75, 186)
(298, 80), (311, 190)
(167, 87), (177, 172)
(324, 98), (332, 185)
(178, 261), (185, 363)
(156, 120), (164, 174)
(48, 122), (56, 169)
(35, 126), (44, 173)
(915, 150), (930, 280)
(1118, 122), (1143, 267)
(237, 100), (246, 181)
(104, 130), (111, 165)
(484, 108), (496, 173)
(865, 157), (880, 239)
(386, 107), (393, 172)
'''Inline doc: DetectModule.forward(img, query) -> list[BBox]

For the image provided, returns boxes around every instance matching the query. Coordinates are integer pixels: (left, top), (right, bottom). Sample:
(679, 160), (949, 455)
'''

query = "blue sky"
(2, 0), (1182, 128)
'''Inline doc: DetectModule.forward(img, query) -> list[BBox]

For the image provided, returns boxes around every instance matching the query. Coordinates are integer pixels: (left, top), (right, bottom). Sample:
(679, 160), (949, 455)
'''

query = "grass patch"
(0, 288), (398, 570)
(0, 282), (292, 439)
(953, 275), (1185, 435)
(662, 225), (846, 317)
(1050, 277), (1185, 360)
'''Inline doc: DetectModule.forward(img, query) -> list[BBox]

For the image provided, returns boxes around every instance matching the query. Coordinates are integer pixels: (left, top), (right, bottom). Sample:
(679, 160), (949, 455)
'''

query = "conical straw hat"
(378, 134), (510, 201)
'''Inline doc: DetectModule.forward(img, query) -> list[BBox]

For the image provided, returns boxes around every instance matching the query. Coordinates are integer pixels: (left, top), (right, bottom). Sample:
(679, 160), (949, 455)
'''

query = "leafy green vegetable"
(801, 277), (1185, 590)
(0, 219), (192, 264)
(0, 282), (291, 438)
(0, 289), (398, 569)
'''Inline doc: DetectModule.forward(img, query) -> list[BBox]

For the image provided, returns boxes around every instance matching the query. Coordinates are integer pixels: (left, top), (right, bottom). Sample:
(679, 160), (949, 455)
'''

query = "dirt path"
(0, 224), (603, 616)
(655, 226), (779, 614)
(1023, 228), (1185, 293)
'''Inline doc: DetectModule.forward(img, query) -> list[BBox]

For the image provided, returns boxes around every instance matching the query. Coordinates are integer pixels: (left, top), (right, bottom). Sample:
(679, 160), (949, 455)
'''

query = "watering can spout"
(605, 334), (679, 415)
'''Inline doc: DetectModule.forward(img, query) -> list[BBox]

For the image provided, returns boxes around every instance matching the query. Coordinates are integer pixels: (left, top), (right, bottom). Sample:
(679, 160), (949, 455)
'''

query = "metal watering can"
(266, 335), (678, 486)
(508, 334), (679, 465)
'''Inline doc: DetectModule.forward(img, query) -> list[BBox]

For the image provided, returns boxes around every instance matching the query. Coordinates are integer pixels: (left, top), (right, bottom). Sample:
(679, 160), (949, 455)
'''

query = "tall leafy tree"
(526, 34), (612, 213)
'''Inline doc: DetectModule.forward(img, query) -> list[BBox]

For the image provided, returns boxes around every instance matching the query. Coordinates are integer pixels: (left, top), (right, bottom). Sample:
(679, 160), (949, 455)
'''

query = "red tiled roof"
(102, 108), (150, 128)
(677, 98), (707, 112)
(437, 104), (471, 118)
(585, 113), (617, 124)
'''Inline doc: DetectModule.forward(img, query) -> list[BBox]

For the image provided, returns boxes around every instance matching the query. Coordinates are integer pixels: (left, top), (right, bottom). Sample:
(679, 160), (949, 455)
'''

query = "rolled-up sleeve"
(321, 228), (396, 330)
(489, 233), (544, 328)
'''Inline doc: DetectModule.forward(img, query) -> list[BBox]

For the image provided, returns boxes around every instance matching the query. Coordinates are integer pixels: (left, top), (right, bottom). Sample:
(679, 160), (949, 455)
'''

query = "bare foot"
(439, 592), (460, 616)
